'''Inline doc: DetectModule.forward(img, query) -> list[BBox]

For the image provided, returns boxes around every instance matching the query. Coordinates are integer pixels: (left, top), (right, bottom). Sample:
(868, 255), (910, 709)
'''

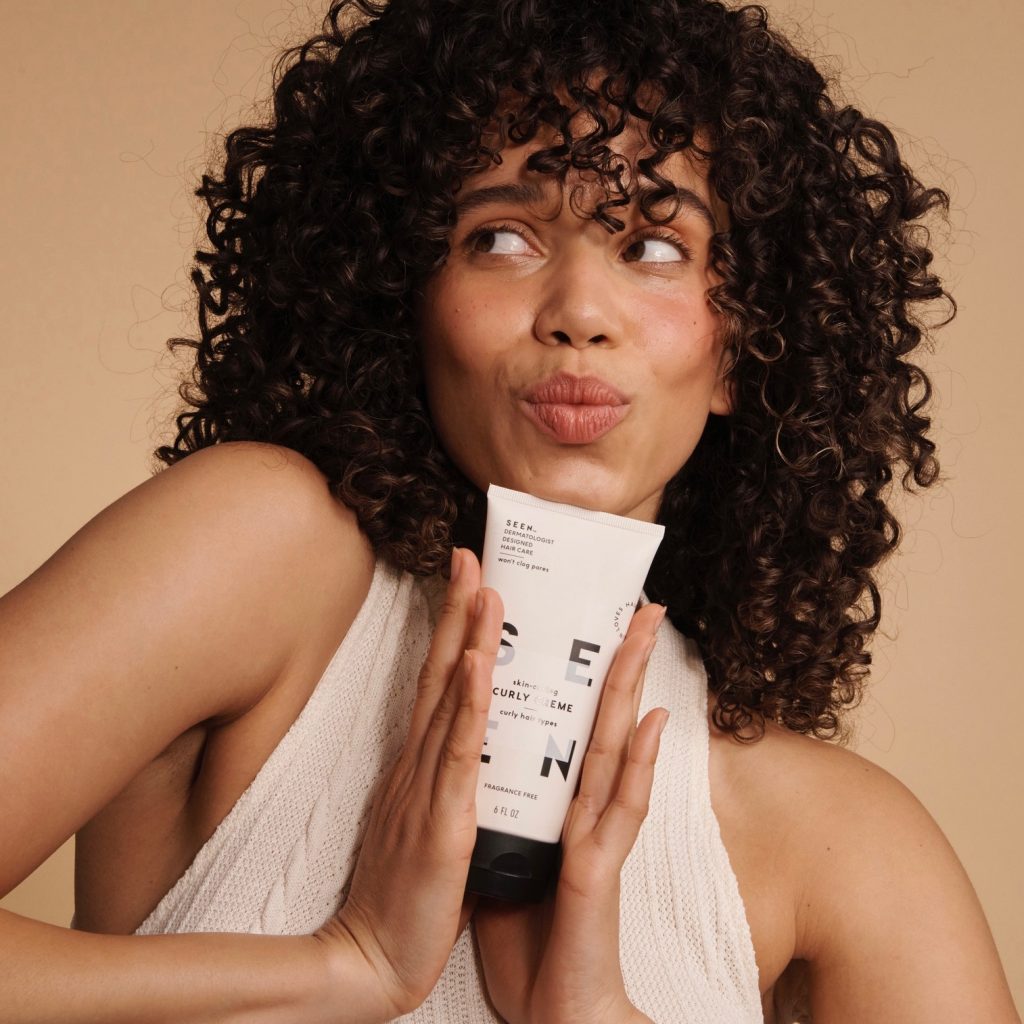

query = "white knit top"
(133, 554), (765, 1022)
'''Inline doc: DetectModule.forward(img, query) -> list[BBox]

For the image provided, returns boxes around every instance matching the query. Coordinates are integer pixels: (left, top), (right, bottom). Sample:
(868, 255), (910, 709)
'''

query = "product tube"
(466, 484), (666, 902)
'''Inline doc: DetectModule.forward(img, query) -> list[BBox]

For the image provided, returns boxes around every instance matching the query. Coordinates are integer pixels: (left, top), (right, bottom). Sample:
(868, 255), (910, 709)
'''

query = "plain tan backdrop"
(1, 0), (1020, 1008)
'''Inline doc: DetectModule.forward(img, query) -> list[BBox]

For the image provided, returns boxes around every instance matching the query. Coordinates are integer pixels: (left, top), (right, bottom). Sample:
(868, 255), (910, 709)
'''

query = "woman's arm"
(792, 746), (1020, 1022)
(0, 441), (396, 1023)
(0, 909), (384, 1024)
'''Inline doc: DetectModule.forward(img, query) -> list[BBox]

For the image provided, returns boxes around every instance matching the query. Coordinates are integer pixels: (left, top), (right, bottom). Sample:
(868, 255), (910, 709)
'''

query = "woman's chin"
(503, 478), (628, 515)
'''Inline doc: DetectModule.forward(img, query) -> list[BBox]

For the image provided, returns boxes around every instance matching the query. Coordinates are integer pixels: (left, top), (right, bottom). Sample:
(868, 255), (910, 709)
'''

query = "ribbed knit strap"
(272, 564), (439, 935)
(619, 626), (763, 1021)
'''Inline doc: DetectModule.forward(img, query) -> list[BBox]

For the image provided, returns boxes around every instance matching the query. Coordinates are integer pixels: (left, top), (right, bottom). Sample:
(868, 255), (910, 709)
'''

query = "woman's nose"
(530, 252), (621, 348)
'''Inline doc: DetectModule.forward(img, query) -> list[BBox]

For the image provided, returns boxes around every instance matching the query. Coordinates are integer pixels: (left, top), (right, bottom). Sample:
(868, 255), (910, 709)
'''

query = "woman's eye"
(623, 234), (691, 263)
(467, 226), (530, 255)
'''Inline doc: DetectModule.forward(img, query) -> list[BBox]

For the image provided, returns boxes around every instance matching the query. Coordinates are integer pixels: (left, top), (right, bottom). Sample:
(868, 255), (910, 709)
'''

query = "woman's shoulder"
(72, 443), (381, 933)
(707, 688), (922, 837)
(161, 440), (358, 536)
(709, 694), (1016, 1019)
(152, 439), (377, 691)
(158, 440), (373, 572)
(708, 692), (930, 948)
(1, 441), (378, 910)
(5, 438), (371, 736)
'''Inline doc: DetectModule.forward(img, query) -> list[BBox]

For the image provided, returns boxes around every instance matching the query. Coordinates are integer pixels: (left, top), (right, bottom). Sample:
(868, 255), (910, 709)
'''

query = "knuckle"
(627, 747), (655, 769)
(426, 717), (449, 749)
(472, 691), (493, 719)
(605, 673), (634, 697)
(439, 737), (474, 773)
(458, 668), (488, 714)
(421, 810), (471, 861)
(415, 659), (441, 697)
(382, 755), (411, 796)
(433, 685), (458, 721)
(422, 706), (451, 748)
(612, 792), (649, 822)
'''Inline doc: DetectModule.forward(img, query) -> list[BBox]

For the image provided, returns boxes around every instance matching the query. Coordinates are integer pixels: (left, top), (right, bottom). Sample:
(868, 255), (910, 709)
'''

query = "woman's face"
(417, 115), (733, 523)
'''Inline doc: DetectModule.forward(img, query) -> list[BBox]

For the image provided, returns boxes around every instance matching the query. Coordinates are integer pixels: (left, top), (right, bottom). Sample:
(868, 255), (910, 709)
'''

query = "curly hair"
(154, 0), (953, 745)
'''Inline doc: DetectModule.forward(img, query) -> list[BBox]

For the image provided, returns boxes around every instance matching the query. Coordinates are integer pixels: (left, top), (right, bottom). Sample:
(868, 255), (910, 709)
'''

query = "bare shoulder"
(139, 441), (378, 714)
(0, 440), (373, 898)
(115, 440), (376, 704)
(157, 439), (351, 530)
(709, 696), (1020, 1021)
(153, 439), (370, 546)
(164, 442), (381, 693)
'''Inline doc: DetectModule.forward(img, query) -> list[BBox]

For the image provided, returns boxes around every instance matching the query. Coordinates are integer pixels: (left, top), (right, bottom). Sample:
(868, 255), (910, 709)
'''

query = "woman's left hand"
(472, 602), (668, 1024)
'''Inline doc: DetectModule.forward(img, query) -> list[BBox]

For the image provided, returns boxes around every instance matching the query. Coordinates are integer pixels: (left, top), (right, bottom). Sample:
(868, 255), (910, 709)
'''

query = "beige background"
(1, 0), (1020, 1007)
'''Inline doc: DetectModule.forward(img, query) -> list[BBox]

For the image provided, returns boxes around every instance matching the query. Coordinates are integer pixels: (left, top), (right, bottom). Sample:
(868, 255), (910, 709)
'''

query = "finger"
(590, 707), (668, 861)
(425, 587), (503, 809)
(623, 602), (665, 725)
(405, 547), (482, 755)
(427, 647), (492, 817)
(627, 600), (667, 642)
(419, 585), (495, 762)
(632, 604), (666, 722)
(572, 630), (657, 828)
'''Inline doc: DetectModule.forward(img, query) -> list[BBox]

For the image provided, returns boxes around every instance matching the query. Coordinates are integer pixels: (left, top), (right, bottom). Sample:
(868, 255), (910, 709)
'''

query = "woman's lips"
(520, 400), (629, 444)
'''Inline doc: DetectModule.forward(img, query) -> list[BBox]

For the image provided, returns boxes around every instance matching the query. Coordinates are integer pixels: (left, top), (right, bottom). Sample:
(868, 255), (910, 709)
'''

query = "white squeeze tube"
(465, 484), (666, 903)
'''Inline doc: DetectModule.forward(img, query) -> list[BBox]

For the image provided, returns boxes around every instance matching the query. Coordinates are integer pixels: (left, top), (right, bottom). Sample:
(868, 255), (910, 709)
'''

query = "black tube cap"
(466, 827), (561, 903)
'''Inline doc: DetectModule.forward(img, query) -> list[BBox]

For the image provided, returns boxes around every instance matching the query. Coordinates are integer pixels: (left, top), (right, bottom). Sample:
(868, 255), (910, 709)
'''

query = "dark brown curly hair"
(154, 0), (953, 745)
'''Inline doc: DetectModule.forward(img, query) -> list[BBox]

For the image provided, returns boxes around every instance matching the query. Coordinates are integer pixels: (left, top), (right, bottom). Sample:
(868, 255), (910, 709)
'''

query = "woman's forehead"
(462, 117), (726, 233)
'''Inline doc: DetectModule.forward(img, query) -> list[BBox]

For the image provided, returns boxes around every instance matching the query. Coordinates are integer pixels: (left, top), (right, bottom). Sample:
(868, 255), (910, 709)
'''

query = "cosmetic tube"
(466, 484), (665, 902)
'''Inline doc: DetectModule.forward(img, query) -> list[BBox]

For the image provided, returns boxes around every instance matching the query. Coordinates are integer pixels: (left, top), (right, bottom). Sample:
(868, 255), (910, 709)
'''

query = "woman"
(0, 0), (1018, 1020)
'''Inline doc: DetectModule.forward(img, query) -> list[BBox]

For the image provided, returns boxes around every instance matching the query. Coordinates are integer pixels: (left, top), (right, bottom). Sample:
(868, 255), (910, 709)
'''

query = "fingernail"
(658, 710), (670, 736)
(654, 605), (667, 629)
(451, 547), (462, 583)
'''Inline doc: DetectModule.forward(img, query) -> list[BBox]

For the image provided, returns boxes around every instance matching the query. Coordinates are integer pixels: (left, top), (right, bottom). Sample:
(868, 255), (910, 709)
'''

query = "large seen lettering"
(481, 619), (601, 779)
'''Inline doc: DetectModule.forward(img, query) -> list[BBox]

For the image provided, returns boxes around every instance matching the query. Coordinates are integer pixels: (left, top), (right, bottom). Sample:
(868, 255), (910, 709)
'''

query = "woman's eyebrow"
(454, 179), (718, 232)
(640, 185), (718, 233)
(454, 181), (549, 216)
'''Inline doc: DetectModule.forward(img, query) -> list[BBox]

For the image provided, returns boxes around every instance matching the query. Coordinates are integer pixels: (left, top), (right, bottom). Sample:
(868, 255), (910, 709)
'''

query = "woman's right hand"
(312, 546), (501, 1020)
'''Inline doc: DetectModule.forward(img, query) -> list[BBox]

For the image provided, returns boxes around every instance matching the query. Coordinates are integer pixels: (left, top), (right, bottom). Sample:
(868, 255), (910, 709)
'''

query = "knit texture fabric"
(134, 554), (765, 1022)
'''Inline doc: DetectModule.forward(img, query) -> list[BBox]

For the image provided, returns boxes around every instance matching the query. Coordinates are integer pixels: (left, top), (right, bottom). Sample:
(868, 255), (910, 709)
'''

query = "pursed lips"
(520, 373), (630, 444)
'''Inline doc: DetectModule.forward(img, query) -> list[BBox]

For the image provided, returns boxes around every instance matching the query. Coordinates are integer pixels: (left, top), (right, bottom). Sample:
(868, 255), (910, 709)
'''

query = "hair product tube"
(466, 484), (666, 902)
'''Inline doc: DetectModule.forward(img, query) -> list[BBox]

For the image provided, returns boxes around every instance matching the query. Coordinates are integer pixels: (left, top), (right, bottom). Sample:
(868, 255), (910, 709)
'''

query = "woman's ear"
(709, 341), (735, 416)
